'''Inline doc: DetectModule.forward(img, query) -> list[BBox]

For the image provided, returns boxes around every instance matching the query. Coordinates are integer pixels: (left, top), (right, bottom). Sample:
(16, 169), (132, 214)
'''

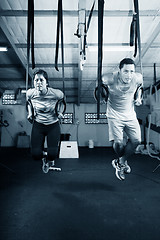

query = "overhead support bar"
(1, 10), (160, 17)
(15, 42), (160, 49)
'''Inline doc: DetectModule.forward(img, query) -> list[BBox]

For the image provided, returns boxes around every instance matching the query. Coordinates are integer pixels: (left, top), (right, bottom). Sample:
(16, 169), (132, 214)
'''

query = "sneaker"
(48, 160), (55, 168)
(42, 157), (49, 173)
(124, 160), (131, 174)
(112, 159), (125, 180)
(43, 151), (47, 157)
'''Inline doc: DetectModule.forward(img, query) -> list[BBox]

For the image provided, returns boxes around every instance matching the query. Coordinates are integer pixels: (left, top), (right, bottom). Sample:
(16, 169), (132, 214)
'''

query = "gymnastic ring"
(55, 98), (66, 117)
(94, 84), (109, 103)
(134, 85), (143, 101)
(26, 99), (35, 123)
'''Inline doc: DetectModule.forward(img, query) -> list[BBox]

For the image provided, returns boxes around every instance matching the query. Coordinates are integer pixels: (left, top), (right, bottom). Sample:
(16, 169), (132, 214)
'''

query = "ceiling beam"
(0, 64), (23, 68)
(0, 16), (32, 80)
(14, 43), (138, 48)
(13, 42), (160, 50)
(1, 63), (160, 68)
(15, 43), (79, 48)
(0, 10), (160, 17)
(0, 63), (78, 68)
(135, 21), (160, 65)
(0, 78), (78, 82)
(30, 63), (78, 68)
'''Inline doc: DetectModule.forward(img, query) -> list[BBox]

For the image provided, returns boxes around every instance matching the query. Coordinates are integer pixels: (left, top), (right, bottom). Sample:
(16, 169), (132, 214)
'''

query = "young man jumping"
(102, 58), (143, 180)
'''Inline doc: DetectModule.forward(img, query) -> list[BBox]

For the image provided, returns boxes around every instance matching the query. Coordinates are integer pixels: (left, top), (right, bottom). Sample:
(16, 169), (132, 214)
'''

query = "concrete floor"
(0, 147), (160, 240)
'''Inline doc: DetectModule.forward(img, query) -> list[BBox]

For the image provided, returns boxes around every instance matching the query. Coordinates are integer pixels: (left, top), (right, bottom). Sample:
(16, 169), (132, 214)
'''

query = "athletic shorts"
(107, 118), (141, 143)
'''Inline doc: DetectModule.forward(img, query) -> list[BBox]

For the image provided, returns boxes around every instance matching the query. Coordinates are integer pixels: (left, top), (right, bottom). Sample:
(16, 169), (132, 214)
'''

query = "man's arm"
(134, 73), (143, 106)
(102, 72), (115, 86)
(135, 72), (143, 85)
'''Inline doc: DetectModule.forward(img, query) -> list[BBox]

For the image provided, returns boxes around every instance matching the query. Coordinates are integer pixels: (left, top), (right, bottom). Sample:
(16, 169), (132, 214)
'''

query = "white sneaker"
(112, 159), (125, 181)
(48, 160), (55, 168)
(42, 157), (49, 173)
(124, 160), (131, 174)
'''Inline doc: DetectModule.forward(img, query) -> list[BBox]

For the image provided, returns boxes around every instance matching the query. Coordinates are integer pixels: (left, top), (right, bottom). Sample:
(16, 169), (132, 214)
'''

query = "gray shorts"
(108, 118), (141, 143)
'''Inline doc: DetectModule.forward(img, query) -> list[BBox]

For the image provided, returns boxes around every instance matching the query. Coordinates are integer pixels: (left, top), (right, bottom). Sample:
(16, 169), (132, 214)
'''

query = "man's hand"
(134, 84), (143, 106)
(134, 98), (142, 106)
(58, 113), (64, 119)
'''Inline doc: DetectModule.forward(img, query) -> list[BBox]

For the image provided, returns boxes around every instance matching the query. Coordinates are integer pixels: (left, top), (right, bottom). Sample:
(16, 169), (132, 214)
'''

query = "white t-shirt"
(26, 87), (64, 125)
(105, 72), (143, 120)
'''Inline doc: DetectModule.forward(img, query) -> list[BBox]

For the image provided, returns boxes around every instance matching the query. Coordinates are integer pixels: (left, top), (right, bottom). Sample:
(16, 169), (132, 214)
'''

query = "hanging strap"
(60, 0), (65, 94)
(86, 0), (96, 32)
(130, 14), (136, 47)
(132, 0), (142, 74)
(97, 0), (104, 119)
(27, 0), (35, 69)
(74, 0), (95, 63)
(55, 0), (62, 72)
(55, 0), (65, 94)
(154, 63), (157, 84)
(26, 0), (35, 90)
(83, 0), (96, 60)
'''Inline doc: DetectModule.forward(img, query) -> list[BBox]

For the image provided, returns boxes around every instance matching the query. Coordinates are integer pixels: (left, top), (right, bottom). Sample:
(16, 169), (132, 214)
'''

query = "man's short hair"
(33, 69), (49, 84)
(119, 58), (135, 69)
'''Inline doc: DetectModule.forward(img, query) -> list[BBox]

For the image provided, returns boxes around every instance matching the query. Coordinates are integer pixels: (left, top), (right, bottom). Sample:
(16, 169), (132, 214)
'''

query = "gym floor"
(0, 147), (160, 240)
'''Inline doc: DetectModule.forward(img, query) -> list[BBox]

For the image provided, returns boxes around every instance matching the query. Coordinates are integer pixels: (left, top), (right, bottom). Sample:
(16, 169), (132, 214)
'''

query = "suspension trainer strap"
(133, 0), (142, 73)
(27, 0), (35, 69)
(60, 1), (65, 94)
(55, 0), (62, 72)
(31, 0), (35, 69)
(87, 0), (96, 32)
(83, 0), (96, 61)
(83, 13), (87, 61)
(130, 14), (136, 47)
(130, 13), (137, 57)
(154, 63), (157, 84)
(97, 0), (104, 119)
(26, 0), (35, 90)
(55, 0), (65, 94)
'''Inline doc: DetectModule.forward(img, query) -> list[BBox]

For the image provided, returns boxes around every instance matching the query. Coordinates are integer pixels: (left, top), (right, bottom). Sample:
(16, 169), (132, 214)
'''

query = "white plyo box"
(59, 141), (79, 158)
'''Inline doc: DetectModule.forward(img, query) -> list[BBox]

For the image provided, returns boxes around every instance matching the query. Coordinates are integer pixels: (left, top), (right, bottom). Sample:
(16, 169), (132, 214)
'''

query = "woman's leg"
(47, 121), (61, 161)
(31, 121), (45, 160)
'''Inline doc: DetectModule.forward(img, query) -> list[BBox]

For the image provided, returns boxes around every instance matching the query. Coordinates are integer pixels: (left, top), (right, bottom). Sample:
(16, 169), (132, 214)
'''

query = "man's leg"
(121, 140), (140, 161)
(119, 119), (141, 172)
(108, 118), (126, 180)
(113, 140), (125, 161)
